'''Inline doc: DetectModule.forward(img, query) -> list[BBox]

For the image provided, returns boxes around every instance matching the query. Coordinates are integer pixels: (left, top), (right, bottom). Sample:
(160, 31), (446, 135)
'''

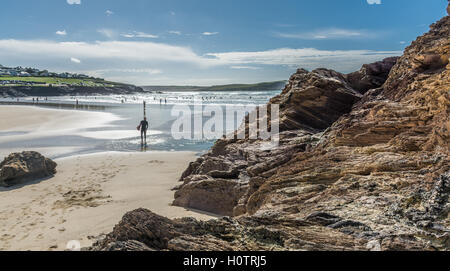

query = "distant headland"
(142, 81), (287, 92)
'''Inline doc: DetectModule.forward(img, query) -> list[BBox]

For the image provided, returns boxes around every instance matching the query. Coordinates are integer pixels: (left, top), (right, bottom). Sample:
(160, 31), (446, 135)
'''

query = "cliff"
(91, 3), (449, 251)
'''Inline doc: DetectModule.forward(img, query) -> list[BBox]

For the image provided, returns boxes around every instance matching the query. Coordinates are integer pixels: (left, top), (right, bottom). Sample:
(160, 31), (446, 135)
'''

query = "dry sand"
(0, 151), (216, 251)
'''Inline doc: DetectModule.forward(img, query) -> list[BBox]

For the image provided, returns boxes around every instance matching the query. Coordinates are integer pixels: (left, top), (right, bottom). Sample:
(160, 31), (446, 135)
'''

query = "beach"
(0, 106), (216, 251)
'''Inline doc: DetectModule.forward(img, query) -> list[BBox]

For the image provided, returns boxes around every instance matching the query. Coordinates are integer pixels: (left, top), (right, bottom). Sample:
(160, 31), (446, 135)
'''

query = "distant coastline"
(1, 81), (287, 98)
(1, 64), (286, 97)
(142, 81), (287, 92)
(0, 84), (144, 98)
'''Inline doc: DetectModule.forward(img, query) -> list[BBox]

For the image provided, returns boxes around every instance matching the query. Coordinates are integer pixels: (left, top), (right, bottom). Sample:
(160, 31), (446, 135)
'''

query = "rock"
(90, 208), (240, 251)
(90, 208), (367, 251)
(94, 240), (154, 251)
(173, 176), (248, 216)
(346, 57), (399, 94)
(172, 134), (312, 216)
(270, 68), (362, 132)
(0, 151), (57, 187)
(92, 4), (450, 251)
(328, 220), (373, 236)
(171, 55), (400, 218)
(366, 240), (381, 251)
(305, 212), (342, 226)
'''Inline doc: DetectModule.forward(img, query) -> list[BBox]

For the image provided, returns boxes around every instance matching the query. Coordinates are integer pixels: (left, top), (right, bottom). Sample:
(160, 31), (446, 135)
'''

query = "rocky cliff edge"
(91, 2), (449, 251)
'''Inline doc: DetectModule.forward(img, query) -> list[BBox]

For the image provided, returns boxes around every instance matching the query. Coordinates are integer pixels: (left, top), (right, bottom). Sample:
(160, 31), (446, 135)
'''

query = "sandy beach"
(0, 152), (216, 251)
(0, 106), (216, 251)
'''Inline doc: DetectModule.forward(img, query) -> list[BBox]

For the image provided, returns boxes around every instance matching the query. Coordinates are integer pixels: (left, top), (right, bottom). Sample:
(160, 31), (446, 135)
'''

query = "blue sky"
(0, 0), (447, 85)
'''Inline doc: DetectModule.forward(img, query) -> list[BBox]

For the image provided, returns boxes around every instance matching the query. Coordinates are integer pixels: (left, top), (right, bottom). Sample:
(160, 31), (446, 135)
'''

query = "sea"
(0, 90), (281, 159)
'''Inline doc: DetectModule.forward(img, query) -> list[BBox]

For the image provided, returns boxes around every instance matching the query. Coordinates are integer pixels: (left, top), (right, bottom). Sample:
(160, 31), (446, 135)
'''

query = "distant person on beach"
(137, 117), (149, 145)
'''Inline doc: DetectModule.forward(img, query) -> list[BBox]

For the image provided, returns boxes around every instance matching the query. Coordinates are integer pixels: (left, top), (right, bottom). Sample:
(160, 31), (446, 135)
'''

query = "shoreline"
(0, 105), (122, 159)
(0, 100), (110, 111)
(0, 105), (216, 251)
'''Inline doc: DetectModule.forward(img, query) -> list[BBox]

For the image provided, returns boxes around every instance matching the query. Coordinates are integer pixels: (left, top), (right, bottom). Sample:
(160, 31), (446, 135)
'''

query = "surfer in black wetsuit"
(138, 117), (149, 145)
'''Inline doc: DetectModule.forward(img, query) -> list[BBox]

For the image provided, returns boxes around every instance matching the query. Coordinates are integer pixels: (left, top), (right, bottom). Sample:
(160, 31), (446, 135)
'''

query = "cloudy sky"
(0, 0), (447, 86)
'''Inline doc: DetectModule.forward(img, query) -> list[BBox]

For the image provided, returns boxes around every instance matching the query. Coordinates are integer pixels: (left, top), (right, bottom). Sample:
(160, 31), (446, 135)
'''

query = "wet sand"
(0, 105), (121, 159)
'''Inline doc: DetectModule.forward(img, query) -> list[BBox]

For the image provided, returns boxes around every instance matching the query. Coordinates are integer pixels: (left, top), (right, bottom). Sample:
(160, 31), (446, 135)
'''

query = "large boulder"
(0, 151), (57, 187)
(269, 68), (362, 132)
(346, 57), (399, 94)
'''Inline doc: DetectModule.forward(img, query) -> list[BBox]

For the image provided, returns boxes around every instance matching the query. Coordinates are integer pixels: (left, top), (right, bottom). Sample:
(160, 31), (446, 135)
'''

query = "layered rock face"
(172, 60), (398, 217)
(92, 4), (449, 251)
(0, 151), (57, 187)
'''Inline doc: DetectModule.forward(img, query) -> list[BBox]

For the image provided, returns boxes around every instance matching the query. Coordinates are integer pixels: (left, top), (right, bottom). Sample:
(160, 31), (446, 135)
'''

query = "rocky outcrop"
(91, 208), (367, 251)
(270, 68), (363, 132)
(172, 59), (400, 216)
(92, 3), (449, 251)
(346, 57), (399, 94)
(0, 151), (57, 187)
(173, 132), (311, 216)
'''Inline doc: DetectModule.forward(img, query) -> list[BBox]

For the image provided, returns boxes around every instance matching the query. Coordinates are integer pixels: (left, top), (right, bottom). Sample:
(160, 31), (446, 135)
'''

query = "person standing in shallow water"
(138, 117), (149, 145)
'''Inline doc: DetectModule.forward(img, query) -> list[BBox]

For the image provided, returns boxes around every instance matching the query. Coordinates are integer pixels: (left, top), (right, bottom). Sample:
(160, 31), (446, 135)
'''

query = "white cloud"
(169, 31), (182, 35)
(206, 48), (401, 71)
(0, 39), (401, 84)
(90, 68), (162, 77)
(56, 30), (67, 36)
(97, 29), (118, 39)
(121, 31), (158, 39)
(367, 0), (381, 4)
(0, 40), (210, 66)
(202, 32), (219, 36)
(67, 0), (81, 5)
(0, 40), (401, 68)
(230, 66), (262, 70)
(106, 10), (114, 16)
(70, 57), (81, 63)
(276, 28), (374, 40)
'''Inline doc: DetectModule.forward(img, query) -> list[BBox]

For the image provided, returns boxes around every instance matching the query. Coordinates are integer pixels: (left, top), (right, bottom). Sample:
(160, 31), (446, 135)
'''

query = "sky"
(0, 0), (447, 86)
